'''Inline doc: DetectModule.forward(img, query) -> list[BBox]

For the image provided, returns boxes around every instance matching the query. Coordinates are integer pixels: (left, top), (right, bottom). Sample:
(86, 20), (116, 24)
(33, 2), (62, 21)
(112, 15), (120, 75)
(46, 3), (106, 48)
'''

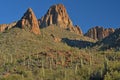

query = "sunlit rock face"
(39, 4), (83, 35)
(85, 26), (115, 40)
(0, 22), (16, 32)
(16, 8), (40, 35)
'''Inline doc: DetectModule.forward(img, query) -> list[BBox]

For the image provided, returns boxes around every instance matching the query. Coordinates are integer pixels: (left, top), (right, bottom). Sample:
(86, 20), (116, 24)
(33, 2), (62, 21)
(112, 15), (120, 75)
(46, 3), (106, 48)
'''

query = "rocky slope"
(16, 8), (40, 35)
(39, 4), (82, 35)
(85, 26), (115, 40)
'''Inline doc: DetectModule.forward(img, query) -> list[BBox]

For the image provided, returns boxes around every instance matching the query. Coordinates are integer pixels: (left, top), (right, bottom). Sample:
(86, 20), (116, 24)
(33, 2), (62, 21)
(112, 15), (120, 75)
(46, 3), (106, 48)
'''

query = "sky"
(0, 0), (120, 33)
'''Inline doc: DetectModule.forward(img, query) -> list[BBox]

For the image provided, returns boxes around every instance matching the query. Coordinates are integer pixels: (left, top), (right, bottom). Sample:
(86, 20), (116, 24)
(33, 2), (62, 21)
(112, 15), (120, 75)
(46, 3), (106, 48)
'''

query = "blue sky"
(0, 0), (120, 33)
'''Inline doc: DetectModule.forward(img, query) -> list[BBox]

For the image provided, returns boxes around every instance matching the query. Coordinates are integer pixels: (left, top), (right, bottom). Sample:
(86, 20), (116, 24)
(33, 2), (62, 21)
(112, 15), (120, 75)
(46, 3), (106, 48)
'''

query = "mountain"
(0, 4), (95, 55)
(16, 8), (41, 35)
(39, 4), (72, 28)
(39, 4), (83, 35)
(96, 28), (120, 50)
(0, 3), (119, 80)
(0, 4), (83, 35)
(85, 26), (115, 40)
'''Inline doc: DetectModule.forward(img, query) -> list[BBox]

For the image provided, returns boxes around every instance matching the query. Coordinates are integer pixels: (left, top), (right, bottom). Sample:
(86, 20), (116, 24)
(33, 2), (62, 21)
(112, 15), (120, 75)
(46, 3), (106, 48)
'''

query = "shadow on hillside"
(62, 38), (94, 48)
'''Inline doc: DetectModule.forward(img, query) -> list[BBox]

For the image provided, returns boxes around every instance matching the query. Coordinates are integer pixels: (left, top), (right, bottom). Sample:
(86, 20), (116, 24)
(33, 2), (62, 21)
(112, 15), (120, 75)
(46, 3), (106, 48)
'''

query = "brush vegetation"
(0, 26), (120, 80)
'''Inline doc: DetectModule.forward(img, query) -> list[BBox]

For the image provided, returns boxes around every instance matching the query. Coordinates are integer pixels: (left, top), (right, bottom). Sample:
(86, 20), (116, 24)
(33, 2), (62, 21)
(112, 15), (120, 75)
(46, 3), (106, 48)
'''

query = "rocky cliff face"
(16, 8), (40, 35)
(85, 26), (115, 40)
(39, 4), (73, 28)
(0, 22), (16, 32)
(97, 28), (120, 50)
(39, 4), (82, 35)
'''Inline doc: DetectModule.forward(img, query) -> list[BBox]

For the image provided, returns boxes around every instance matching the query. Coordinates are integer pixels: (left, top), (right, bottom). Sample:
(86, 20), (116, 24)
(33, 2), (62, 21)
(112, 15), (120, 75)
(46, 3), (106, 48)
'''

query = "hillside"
(0, 25), (120, 80)
(0, 25), (95, 54)
(0, 26), (101, 80)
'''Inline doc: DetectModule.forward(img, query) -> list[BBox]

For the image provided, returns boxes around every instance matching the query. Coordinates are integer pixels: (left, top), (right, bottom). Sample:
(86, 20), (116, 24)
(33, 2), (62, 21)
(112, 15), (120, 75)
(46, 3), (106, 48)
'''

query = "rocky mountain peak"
(16, 8), (40, 34)
(27, 8), (33, 12)
(85, 26), (115, 40)
(22, 8), (34, 19)
(39, 4), (82, 35)
(39, 4), (73, 28)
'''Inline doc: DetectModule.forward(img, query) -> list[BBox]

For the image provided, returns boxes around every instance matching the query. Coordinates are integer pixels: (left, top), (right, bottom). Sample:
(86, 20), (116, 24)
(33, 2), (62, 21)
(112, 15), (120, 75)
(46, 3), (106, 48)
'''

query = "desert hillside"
(0, 4), (120, 80)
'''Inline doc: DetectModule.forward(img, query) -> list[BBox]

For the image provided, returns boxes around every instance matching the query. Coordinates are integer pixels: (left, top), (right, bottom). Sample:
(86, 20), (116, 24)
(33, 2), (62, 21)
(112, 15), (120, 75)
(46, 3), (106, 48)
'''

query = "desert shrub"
(1, 74), (22, 80)
(104, 71), (120, 80)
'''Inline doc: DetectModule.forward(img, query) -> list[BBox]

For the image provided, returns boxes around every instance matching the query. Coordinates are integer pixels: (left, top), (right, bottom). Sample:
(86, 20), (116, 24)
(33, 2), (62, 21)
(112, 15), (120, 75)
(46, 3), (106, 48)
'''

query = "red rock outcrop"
(85, 26), (115, 40)
(39, 4), (82, 35)
(0, 22), (16, 32)
(97, 28), (120, 49)
(16, 8), (40, 34)
(39, 4), (73, 28)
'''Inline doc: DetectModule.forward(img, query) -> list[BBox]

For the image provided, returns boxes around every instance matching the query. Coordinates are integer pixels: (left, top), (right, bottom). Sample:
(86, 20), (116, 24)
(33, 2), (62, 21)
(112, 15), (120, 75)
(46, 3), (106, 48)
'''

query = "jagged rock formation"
(16, 8), (40, 34)
(68, 25), (83, 35)
(39, 4), (73, 28)
(85, 26), (115, 40)
(39, 4), (82, 35)
(0, 22), (16, 32)
(96, 28), (120, 50)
